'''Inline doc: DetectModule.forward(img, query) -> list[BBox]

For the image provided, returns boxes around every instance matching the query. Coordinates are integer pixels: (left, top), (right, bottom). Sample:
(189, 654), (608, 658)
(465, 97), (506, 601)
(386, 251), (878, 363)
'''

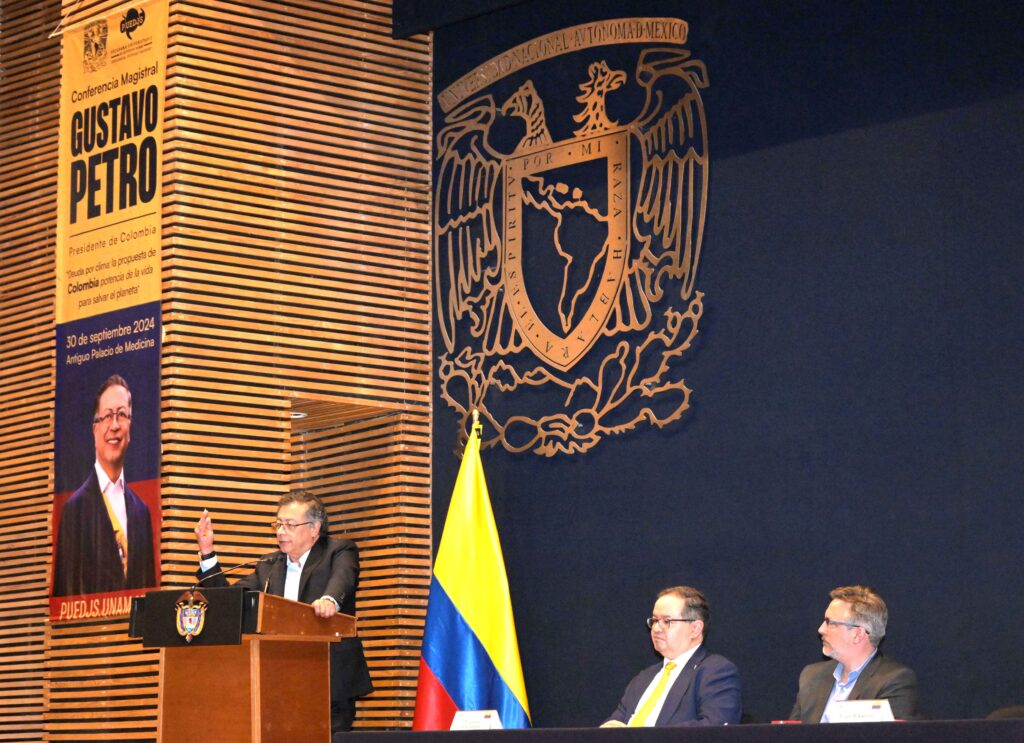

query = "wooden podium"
(131, 587), (355, 743)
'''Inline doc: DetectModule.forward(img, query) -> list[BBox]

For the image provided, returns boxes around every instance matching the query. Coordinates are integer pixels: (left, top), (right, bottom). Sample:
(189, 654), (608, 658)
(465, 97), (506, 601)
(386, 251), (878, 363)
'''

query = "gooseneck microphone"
(191, 553), (282, 592)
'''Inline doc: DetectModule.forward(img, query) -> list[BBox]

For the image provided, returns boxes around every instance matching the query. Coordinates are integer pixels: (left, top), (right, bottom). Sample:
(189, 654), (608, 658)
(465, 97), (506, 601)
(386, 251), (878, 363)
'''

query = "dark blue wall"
(423, 0), (1024, 726)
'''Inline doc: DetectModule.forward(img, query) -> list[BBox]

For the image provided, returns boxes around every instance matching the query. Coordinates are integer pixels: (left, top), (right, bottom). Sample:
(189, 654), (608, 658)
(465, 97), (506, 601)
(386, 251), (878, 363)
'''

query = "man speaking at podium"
(194, 490), (372, 736)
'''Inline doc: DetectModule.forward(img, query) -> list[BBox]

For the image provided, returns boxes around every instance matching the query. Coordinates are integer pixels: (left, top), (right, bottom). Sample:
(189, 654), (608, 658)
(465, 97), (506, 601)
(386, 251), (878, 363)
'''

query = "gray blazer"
(789, 653), (918, 723)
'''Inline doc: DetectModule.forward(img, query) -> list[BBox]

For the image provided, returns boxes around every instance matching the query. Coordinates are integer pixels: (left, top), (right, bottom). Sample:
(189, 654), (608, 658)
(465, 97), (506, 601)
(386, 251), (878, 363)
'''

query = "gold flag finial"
(471, 408), (482, 436)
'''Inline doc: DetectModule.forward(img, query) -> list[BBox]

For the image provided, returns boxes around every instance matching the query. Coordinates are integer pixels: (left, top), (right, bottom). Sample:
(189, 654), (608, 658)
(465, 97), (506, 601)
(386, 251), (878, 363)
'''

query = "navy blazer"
(789, 653), (918, 723)
(197, 535), (373, 703)
(606, 645), (742, 726)
(53, 469), (155, 596)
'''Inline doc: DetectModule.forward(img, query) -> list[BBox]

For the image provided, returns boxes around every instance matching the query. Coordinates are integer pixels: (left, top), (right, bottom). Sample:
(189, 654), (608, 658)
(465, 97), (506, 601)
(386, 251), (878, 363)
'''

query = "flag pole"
(412, 405), (531, 730)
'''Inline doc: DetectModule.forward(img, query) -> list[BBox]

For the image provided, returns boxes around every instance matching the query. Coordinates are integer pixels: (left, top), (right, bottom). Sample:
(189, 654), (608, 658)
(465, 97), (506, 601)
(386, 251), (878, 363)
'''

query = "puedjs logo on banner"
(435, 19), (709, 455)
(121, 8), (146, 38)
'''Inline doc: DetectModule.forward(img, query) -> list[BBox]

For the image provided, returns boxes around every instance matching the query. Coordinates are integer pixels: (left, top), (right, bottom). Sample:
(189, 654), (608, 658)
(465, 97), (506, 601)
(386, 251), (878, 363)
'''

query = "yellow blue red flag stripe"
(412, 424), (530, 729)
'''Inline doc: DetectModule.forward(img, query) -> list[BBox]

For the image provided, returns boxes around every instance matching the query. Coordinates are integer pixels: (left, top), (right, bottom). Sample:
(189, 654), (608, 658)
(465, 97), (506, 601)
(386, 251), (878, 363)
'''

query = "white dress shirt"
(95, 461), (127, 536)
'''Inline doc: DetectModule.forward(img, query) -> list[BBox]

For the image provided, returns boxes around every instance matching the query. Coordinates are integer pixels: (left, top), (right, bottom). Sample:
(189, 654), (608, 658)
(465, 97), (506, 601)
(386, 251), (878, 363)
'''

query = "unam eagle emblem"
(436, 48), (709, 456)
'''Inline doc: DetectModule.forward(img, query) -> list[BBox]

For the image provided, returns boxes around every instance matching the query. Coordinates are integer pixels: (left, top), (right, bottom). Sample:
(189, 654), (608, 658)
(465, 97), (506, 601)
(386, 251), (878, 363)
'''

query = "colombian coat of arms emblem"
(174, 590), (208, 643)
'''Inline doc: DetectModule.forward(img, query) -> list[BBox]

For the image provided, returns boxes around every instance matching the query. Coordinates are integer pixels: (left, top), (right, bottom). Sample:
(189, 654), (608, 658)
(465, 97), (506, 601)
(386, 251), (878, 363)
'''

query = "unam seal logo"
(82, 19), (108, 72)
(120, 8), (146, 39)
(435, 19), (709, 456)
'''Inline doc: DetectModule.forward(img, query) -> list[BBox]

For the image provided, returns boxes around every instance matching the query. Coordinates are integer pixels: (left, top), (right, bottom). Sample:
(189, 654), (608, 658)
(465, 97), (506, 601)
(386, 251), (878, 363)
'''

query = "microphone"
(191, 553), (282, 592)
(263, 556), (281, 593)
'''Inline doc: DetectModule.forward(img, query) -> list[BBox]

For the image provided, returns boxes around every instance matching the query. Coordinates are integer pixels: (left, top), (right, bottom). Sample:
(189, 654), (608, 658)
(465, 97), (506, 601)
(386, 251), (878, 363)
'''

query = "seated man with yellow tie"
(602, 586), (742, 727)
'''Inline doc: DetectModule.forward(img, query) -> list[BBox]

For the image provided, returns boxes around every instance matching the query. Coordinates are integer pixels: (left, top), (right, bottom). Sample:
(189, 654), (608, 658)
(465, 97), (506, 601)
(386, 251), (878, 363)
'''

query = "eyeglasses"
(93, 409), (131, 426)
(646, 617), (698, 630)
(271, 520), (313, 533)
(822, 617), (866, 633)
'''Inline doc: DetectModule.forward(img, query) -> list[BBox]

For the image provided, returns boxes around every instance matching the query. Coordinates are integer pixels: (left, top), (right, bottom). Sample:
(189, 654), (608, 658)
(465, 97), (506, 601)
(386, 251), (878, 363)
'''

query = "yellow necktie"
(629, 661), (677, 727)
(101, 482), (128, 576)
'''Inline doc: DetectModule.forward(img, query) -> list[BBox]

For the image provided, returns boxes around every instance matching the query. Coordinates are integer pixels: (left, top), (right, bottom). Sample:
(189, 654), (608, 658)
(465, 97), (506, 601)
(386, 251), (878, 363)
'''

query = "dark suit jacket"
(606, 646), (742, 726)
(53, 469), (155, 596)
(789, 653), (918, 723)
(196, 535), (373, 704)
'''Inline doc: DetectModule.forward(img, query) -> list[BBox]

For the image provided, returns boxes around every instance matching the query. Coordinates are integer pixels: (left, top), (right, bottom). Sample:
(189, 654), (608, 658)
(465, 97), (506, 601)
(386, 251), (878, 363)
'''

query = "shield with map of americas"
(503, 130), (629, 371)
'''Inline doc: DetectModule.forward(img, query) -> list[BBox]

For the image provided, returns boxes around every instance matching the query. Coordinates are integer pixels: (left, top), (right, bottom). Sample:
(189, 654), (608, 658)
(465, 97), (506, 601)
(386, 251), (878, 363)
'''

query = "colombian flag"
(412, 422), (531, 730)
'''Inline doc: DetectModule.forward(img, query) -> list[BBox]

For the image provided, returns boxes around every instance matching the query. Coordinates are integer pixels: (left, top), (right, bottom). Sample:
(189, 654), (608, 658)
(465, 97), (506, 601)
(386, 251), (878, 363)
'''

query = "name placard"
(830, 699), (895, 723)
(450, 710), (504, 730)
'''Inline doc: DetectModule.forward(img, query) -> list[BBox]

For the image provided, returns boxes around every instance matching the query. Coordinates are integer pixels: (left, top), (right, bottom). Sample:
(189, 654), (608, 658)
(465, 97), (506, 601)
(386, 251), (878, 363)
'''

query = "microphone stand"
(190, 554), (282, 592)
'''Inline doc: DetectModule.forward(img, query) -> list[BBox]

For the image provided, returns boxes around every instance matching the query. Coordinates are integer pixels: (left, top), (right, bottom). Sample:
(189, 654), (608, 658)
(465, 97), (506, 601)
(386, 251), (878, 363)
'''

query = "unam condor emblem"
(435, 19), (708, 456)
(174, 590), (208, 643)
(82, 19), (109, 72)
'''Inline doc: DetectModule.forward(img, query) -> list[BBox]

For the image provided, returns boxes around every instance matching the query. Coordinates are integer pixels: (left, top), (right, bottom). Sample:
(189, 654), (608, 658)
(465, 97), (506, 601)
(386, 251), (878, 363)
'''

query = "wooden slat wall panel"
(0, 1), (61, 741)
(160, 0), (432, 733)
(44, 620), (159, 738)
(7, 0), (434, 739)
(159, 6), (432, 714)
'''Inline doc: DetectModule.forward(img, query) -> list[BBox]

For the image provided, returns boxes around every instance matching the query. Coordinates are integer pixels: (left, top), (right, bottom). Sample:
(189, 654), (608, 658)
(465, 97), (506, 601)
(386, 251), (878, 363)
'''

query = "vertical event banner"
(51, 0), (167, 621)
